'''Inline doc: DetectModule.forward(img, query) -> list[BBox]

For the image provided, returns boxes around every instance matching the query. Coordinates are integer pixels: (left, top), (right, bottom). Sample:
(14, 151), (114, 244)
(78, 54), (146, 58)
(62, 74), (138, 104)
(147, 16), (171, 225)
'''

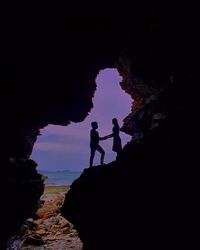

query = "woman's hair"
(112, 118), (118, 124)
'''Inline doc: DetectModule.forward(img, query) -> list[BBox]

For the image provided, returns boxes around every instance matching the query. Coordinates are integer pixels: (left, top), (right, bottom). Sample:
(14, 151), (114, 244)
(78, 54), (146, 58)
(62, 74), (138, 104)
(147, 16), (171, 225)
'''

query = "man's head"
(112, 118), (118, 125)
(91, 121), (98, 129)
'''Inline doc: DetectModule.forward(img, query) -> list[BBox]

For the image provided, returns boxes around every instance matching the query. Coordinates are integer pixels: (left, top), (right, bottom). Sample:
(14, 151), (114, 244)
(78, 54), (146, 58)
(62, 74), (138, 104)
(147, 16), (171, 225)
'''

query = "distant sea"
(39, 170), (82, 186)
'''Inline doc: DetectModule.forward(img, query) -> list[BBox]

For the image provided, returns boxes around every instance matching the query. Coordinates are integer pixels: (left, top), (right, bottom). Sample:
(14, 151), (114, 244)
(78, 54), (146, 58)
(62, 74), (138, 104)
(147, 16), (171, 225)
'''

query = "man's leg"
(89, 147), (96, 167)
(96, 145), (105, 165)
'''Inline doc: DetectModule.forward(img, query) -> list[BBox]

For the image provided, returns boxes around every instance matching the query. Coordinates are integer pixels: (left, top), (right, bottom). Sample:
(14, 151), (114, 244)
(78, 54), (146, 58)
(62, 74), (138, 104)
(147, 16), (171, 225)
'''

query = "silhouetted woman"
(106, 118), (122, 157)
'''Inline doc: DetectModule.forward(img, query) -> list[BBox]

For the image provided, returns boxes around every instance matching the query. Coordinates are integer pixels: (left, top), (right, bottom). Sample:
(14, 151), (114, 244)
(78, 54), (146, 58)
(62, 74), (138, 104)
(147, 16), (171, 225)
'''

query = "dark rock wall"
(0, 2), (195, 249)
(0, 159), (44, 249)
(61, 47), (194, 249)
(60, 4), (195, 249)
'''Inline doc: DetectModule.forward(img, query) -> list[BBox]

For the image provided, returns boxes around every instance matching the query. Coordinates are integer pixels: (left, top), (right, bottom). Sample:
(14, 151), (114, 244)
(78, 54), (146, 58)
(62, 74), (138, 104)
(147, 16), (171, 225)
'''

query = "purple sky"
(31, 68), (132, 171)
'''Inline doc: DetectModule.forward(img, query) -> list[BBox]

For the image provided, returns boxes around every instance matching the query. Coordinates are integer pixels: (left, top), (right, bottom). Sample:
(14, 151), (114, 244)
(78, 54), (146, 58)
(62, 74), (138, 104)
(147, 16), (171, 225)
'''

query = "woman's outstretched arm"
(100, 134), (113, 140)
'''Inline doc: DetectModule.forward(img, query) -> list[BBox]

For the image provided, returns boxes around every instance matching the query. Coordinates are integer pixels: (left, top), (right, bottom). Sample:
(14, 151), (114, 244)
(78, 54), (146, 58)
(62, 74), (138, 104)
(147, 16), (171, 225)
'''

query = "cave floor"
(21, 185), (82, 250)
(21, 232), (82, 250)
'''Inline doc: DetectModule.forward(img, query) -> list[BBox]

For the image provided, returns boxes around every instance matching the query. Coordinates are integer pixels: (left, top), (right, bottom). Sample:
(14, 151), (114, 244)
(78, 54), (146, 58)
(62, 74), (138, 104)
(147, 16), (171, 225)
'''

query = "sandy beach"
(21, 185), (82, 250)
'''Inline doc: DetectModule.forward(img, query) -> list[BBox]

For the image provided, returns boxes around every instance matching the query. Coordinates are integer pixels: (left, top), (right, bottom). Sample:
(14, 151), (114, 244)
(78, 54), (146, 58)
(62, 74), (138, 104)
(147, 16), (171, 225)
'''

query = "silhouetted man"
(89, 122), (106, 167)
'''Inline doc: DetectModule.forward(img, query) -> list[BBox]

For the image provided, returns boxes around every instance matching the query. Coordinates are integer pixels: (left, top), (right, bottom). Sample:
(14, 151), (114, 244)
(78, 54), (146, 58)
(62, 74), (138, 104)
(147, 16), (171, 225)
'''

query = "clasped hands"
(101, 134), (112, 140)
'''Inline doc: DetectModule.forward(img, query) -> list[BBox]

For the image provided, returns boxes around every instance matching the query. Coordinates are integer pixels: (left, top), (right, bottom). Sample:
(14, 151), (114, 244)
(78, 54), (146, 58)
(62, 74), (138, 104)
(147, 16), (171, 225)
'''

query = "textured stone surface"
(21, 186), (82, 250)
(0, 2), (194, 249)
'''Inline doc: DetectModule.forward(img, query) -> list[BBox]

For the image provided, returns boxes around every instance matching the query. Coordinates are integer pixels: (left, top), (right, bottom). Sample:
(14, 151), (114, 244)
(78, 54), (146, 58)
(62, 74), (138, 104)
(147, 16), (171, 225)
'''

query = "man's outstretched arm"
(99, 134), (113, 140)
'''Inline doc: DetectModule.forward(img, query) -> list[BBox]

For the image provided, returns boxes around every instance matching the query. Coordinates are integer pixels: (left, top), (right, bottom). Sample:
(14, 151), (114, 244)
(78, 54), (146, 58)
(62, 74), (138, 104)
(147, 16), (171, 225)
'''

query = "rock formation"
(61, 45), (194, 249)
(0, 2), (194, 250)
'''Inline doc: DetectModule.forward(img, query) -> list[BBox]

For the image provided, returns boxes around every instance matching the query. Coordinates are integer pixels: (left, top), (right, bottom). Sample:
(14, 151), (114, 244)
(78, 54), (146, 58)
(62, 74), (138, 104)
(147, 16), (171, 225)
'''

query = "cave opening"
(31, 68), (132, 182)
(19, 68), (133, 249)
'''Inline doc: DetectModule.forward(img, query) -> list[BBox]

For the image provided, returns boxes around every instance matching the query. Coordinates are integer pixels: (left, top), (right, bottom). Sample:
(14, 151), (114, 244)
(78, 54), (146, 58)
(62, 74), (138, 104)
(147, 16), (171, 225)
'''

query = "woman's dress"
(112, 125), (122, 152)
